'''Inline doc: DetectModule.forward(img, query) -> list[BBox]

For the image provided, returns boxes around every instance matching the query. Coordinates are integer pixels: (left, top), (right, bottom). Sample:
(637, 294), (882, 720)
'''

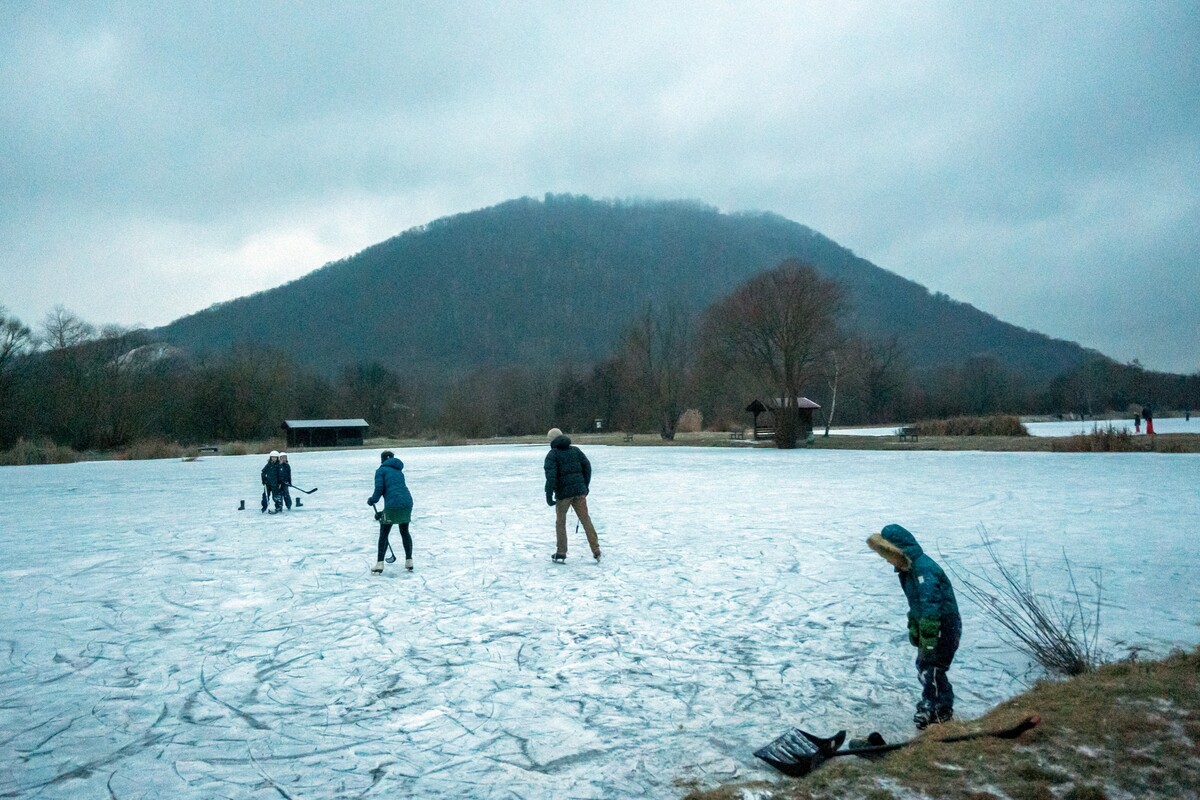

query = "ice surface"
(833, 418), (1200, 437)
(2, 446), (1198, 798)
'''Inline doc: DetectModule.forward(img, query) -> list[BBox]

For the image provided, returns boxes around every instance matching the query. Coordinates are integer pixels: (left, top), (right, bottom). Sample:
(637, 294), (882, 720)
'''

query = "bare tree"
(701, 260), (845, 447)
(0, 305), (32, 376)
(41, 305), (96, 350)
(617, 304), (693, 439)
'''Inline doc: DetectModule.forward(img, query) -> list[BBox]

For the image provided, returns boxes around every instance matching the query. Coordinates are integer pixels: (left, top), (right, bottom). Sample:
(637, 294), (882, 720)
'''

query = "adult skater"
(1144, 404), (1155, 435)
(544, 427), (601, 563)
(867, 524), (962, 729)
(367, 450), (414, 573)
(260, 451), (284, 514)
(278, 453), (293, 510)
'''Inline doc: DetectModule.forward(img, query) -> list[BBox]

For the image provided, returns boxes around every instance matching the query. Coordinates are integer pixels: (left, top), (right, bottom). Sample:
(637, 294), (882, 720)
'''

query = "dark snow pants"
(378, 523), (412, 563)
(916, 615), (961, 721)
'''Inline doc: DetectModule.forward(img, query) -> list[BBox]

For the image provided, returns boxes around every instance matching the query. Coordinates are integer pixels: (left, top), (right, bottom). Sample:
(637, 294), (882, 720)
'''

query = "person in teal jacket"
(868, 523), (962, 728)
(367, 450), (415, 573)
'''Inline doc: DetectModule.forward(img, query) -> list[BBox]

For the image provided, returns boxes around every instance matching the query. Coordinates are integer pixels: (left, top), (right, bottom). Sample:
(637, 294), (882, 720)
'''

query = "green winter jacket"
(544, 435), (591, 502)
(872, 524), (960, 655)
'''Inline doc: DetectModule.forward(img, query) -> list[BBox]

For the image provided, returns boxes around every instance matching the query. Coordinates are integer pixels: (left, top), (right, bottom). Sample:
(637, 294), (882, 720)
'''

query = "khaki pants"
(555, 495), (600, 556)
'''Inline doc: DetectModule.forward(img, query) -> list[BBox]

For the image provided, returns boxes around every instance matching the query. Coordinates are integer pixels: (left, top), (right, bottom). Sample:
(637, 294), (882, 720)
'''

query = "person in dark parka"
(544, 427), (601, 562)
(260, 451), (284, 513)
(367, 450), (415, 573)
(868, 523), (962, 728)
(278, 453), (293, 510)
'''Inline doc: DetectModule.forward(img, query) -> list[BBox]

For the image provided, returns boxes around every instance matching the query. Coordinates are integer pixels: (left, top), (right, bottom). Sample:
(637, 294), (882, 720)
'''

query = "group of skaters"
(1133, 405), (1155, 435)
(261, 427), (963, 730)
(259, 451), (294, 513)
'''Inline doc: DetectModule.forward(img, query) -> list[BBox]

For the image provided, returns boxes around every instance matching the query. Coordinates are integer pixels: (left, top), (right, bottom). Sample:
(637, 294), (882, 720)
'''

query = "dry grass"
(915, 415), (1029, 437)
(953, 528), (1103, 676)
(681, 649), (1200, 800)
(0, 438), (82, 465)
(116, 438), (185, 461)
(1049, 426), (1137, 452)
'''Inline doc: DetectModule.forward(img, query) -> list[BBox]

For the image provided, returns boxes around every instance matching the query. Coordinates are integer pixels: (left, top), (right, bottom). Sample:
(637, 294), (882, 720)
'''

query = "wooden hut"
(746, 397), (821, 440)
(282, 419), (369, 448)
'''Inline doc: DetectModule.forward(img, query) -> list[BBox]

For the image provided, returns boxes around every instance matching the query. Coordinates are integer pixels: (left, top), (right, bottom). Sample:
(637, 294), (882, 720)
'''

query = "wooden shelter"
(282, 419), (369, 448)
(746, 397), (821, 441)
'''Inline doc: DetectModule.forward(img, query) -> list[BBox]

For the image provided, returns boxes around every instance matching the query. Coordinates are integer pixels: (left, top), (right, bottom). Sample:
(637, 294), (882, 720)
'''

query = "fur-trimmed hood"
(867, 523), (924, 571)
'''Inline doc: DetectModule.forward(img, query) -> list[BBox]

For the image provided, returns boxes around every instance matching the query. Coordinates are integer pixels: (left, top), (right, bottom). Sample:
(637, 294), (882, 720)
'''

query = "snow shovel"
(755, 714), (1040, 777)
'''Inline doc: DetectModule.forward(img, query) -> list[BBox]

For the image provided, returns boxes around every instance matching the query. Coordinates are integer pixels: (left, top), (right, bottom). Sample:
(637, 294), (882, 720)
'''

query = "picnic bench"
(898, 427), (919, 442)
(622, 433), (635, 442)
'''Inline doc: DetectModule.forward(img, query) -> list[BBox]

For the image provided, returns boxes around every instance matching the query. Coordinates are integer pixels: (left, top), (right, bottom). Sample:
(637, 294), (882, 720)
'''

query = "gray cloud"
(2, 1), (1196, 371)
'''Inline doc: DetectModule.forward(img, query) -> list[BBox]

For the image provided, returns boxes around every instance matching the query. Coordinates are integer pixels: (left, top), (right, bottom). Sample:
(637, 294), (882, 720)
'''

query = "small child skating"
(279, 453), (293, 510)
(868, 524), (962, 729)
(260, 451), (284, 513)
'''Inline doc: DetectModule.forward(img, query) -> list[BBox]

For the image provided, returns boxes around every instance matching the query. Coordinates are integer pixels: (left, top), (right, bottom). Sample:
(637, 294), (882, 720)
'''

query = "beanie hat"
(279, 452), (288, 459)
(547, 427), (563, 441)
(269, 450), (280, 458)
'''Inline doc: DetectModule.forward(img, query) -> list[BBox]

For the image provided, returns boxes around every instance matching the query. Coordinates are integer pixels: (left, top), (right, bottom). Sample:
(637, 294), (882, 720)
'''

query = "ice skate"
(405, 558), (413, 571)
(371, 561), (384, 574)
(551, 552), (566, 563)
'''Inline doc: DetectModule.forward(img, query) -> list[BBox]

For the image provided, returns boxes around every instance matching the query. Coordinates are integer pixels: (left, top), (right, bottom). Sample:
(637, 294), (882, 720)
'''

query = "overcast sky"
(2, 2), (1197, 372)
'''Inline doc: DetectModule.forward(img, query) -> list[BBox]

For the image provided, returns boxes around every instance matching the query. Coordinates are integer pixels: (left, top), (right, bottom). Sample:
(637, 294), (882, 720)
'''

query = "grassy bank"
(5, 429), (1199, 466)
(680, 648), (1200, 800)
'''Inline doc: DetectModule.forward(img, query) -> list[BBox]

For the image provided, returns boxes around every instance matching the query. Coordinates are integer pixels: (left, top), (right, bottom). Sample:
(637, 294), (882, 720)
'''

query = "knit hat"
(547, 427), (563, 441)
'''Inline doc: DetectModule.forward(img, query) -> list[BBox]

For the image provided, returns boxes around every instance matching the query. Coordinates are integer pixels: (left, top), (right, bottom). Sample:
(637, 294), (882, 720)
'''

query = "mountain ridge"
(154, 194), (1101, 380)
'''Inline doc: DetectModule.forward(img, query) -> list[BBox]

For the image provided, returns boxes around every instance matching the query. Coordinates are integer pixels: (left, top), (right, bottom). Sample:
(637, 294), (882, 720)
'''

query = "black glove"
(546, 492), (555, 507)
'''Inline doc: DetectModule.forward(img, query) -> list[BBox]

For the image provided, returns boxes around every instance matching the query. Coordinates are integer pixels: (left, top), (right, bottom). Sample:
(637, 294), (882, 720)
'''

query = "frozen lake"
(832, 416), (1200, 437)
(2, 446), (1198, 798)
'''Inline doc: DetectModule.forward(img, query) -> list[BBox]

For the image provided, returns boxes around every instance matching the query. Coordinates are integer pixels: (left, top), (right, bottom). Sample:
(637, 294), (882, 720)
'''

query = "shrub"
(953, 526), (1104, 676)
(223, 441), (250, 456)
(0, 438), (81, 466)
(120, 438), (185, 461)
(676, 409), (703, 433)
(1051, 425), (1137, 452)
(916, 415), (1028, 436)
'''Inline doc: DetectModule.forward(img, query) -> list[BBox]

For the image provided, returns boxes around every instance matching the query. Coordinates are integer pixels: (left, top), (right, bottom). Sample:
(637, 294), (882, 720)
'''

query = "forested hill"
(154, 195), (1098, 379)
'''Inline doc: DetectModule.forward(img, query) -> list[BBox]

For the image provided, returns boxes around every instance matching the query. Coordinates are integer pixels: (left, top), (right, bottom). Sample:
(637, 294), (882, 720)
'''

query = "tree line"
(2, 264), (1197, 452)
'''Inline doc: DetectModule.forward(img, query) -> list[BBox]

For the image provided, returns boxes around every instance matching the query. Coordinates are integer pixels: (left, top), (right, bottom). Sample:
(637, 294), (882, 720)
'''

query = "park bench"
(898, 427), (919, 442)
(198, 445), (218, 453)
(622, 433), (635, 442)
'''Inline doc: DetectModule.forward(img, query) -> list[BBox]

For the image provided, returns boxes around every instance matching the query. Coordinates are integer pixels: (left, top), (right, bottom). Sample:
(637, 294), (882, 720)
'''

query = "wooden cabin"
(282, 419), (369, 448)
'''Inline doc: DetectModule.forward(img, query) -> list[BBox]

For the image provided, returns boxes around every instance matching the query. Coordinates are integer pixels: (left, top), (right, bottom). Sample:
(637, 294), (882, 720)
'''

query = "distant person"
(1134, 412), (1141, 434)
(544, 427), (602, 563)
(260, 451), (284, 514)
(279, 453), (293, 510)
(367, 450), (414, 573)
(1144, 404), (1155, 435)
(1186, 409), (1192, 422)
(868, 524), (962, 729)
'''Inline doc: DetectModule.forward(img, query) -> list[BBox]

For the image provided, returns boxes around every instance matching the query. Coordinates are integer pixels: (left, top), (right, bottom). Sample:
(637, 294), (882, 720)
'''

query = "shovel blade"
(754, 727), (846, 777)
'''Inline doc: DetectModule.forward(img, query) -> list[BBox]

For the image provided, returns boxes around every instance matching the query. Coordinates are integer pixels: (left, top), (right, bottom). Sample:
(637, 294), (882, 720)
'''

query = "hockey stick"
(371, 503), (398, 563)
(287, 483), (318, 494)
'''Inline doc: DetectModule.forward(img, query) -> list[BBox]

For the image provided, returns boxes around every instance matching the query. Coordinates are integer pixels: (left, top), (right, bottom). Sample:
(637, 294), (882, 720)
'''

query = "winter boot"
(913, 708), (952, 730)
(371, 561), (384, 574)
(551, 552), (567, 563)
